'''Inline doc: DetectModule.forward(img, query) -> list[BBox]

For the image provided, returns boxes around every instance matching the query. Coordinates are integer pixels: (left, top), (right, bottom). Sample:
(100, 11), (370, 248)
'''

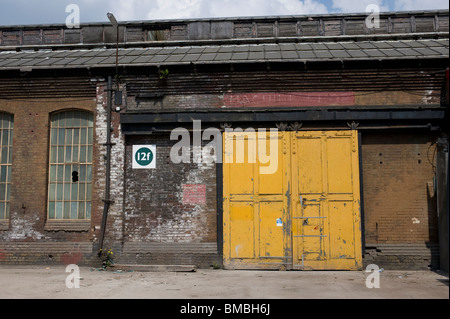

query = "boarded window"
(48, 110), (93, 220)
(0, 113), (13, 220)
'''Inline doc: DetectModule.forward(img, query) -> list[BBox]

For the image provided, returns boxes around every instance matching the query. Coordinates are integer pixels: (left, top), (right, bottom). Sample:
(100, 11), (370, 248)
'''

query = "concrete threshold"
(111, 264), (197, 273)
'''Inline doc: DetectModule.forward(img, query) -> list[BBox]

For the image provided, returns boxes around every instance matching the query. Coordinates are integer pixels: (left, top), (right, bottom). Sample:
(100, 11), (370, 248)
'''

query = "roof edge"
(0, 9), (449, 29)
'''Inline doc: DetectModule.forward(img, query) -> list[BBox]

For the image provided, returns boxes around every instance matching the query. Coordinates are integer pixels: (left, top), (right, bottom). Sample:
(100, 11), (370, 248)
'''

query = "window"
(48, 110), (93, 220)
(0, 113), (13, 220)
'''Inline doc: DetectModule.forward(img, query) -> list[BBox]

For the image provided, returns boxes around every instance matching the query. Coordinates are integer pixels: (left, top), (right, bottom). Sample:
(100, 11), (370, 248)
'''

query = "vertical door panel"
(229, 202), (255, 259)
(223, 131), (289, 269)
(259, 201), (285, 258)
(327, 136), (353, 194)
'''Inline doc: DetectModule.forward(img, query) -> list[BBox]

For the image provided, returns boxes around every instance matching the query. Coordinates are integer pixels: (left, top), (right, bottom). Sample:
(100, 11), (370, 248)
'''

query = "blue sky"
(0, 0), (448, 26)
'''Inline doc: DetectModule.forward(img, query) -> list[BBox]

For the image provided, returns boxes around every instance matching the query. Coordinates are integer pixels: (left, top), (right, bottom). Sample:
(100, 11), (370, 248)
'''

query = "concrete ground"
(0, 266), (448, 300)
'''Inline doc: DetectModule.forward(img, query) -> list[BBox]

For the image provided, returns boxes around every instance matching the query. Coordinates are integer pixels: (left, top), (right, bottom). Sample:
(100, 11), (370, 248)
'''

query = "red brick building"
(0, 10), (448, 270)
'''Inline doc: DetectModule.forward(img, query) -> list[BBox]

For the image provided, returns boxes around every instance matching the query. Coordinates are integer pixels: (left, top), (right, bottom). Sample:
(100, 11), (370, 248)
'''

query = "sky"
(0, 0), (448, 26)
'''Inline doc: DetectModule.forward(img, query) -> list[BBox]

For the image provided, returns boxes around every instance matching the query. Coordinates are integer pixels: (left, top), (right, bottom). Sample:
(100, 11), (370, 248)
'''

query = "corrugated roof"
(0, 38), (448, 71)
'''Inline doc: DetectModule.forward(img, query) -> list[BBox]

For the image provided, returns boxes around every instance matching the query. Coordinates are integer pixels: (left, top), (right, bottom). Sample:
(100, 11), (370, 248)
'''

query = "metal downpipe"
(98, 76), (113, 256)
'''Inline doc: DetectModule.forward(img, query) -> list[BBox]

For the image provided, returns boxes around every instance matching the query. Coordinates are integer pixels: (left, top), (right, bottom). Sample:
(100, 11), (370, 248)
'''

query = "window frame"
(47, 110), (94, 221)
(0, 112), (13, 222)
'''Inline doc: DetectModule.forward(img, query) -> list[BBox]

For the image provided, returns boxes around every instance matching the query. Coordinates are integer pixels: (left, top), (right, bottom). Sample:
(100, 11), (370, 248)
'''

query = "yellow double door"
(223, 130), (362, 270)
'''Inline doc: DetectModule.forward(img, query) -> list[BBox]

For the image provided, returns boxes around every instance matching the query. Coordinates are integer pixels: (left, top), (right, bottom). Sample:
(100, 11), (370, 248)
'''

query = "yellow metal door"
(223, 130), (362, 270)
(222, 130), (291, 269)
(291, 131), (362, 270)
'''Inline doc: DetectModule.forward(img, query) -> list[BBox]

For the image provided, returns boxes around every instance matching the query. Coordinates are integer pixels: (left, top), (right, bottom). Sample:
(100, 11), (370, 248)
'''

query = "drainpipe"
(98, 76), (113, 256)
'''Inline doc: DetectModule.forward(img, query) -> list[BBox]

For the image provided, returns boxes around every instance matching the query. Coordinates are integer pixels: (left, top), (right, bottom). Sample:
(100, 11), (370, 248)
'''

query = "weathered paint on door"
(223, 130), (362, 270)
(222, 131), (291, 269)
(291, 131), (362, 270)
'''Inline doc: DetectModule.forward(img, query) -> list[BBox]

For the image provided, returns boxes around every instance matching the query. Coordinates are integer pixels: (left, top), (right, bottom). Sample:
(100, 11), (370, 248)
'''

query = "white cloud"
(108, 0), (329, 21)
(393, 0), (449, 11)
(331, 0), (389, 13)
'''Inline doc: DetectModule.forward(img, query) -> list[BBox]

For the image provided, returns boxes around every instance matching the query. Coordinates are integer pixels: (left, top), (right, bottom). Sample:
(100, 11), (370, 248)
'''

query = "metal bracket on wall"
(220, 123), (233, 130)
(347, 121), (360, 130)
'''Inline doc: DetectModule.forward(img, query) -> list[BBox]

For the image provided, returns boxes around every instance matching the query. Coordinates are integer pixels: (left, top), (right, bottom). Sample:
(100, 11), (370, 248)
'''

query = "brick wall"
(120, 133), (219, 266)
(362, 132), (439, 244)
(0, 97), (100, 265)
(123, 134), (218, 244)
(361, 132), (440, 269)
(91, 83), (126, 254)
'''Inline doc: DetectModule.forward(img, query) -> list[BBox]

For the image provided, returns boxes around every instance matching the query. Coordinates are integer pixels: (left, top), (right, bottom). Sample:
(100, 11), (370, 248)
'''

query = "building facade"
(0, 10), (448, 270)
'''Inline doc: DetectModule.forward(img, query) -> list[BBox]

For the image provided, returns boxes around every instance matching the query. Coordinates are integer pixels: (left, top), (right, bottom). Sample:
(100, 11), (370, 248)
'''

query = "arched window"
(0, 113), (13, 220)
(48, 110), (93, 220)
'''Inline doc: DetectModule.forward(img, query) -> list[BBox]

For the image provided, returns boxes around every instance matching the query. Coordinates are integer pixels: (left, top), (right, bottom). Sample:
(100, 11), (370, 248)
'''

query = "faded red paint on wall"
(223, 92), (355, 108)
(183, 184), (207, 205)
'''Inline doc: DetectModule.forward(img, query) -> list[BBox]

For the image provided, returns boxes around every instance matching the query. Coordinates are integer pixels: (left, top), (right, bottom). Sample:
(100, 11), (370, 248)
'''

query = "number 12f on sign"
(132, 145), (156, 169)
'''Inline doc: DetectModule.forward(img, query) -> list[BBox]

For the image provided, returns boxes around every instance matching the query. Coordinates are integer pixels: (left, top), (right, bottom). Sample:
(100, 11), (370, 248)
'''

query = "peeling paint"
(2, 212), (48, 241)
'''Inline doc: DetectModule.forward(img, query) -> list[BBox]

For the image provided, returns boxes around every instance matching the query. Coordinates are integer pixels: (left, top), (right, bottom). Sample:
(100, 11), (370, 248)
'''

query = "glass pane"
(87, 146), (93, 162)
(72, 111), (80, 127)
(0, 166), (7, 183)
(66, 111), (74, 127)
(55, 202), (63, 219)
(65, 129), (73, 145)
(79, 165), (86, 182)
(80, 112), (88, 127)
(5, 203), (9, 219)
(49, 165), (56, 182)
(50, 147), (57, 163)
(88, 128), (93, 144)
(87, 113), (94, 127)
(57, 165), (64, 182)
(56, 183), (63, 200)
(0, 202), (4, 220)
(63, 202), (70, 219)
(72, 146), (79, 163)
(51, 113), (59, 127)
(86, 183), (92, 201)
(48, 202), (55, 219)
(51, 129), (58, 145)
(65, 146), (72, 163)
(57, 147), (64, 164)
(71, 202), (78, 219)
(1, 147), (7, 164)
(73, 129), (80, 146)
(65, 165), (72, 182)
(1, 130), (8, 145)
(0, 184), (5, 200)
(80, 146), (86, 163)
(7, 166), (11, 183)
(71, 183), (78, 201)
(86, 166), (92, 182)
(79, 183), (86, 200)
(64, 184), (71, 201)
(78, 202), (86, 220)
(6, 184), (9, 200)
(80, 128), (87, 145)
(49, 183), (56, 201)
(58, 129), (65, 146)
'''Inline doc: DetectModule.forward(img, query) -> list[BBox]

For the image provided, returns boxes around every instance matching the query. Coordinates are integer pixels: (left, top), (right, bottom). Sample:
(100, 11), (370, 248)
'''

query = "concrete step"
(111, 264), (197, 273)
